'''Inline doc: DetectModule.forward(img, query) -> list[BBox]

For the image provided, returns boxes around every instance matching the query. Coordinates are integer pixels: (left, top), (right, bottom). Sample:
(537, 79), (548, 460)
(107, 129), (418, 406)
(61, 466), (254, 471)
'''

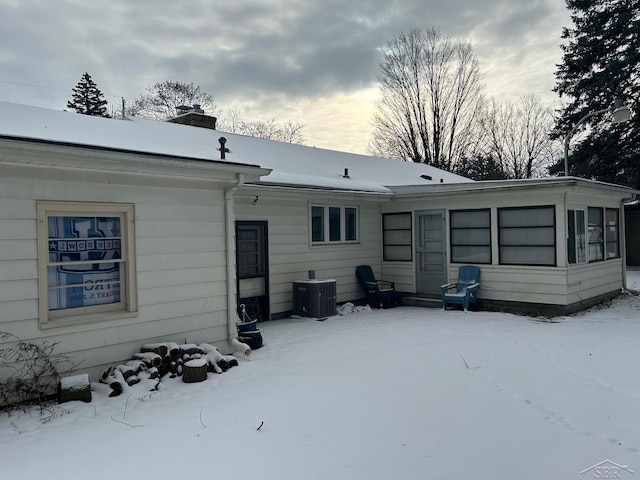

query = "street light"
(563, 98), (632, 176)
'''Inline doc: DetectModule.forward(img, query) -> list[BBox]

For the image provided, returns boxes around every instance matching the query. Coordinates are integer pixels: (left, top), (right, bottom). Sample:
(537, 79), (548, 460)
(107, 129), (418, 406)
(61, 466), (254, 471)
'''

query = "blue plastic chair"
(441, 266), (480, 312)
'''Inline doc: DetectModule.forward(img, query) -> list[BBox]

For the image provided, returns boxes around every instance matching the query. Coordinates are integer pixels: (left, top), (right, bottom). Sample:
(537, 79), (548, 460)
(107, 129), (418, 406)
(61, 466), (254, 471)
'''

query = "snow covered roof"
(0, 101), (471, 194)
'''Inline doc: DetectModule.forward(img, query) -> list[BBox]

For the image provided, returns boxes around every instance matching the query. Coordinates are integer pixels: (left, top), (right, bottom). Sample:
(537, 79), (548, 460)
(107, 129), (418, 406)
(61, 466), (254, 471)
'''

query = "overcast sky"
(0, 0), (570, 155)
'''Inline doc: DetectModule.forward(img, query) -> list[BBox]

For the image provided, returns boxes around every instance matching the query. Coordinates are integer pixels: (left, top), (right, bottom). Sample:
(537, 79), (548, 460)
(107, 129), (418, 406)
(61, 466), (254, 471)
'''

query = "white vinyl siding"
(384, 184), (629, 310)
(237, 197), (378, 316)
(1, 153), (234, 382)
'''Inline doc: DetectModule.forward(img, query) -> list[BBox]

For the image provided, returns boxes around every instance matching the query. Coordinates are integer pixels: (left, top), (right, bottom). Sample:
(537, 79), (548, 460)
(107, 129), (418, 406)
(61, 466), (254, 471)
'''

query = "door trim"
(414, 210), (447, 295)
(235, 221), (269, 321)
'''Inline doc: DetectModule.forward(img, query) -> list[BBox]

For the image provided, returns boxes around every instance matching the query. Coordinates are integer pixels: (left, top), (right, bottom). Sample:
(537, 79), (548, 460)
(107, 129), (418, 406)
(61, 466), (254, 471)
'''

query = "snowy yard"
(2, 270), (640, 480)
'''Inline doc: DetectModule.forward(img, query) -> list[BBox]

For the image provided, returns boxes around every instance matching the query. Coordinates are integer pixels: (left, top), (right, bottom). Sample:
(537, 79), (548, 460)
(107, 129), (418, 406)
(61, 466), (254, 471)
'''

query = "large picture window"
(450, 209), (491, 264)
(311, 205), (358, 244)
(498, 206), (555, 266)
(383, 212), (412, 261)
(37, 202), (137, 327)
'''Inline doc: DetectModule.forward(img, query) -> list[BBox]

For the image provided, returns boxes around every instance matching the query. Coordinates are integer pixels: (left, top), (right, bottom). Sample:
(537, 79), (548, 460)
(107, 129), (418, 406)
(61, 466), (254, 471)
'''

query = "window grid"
(382, 212), (412, 261)
(498, 206), (556, 266)
(450, 209), (491, 264)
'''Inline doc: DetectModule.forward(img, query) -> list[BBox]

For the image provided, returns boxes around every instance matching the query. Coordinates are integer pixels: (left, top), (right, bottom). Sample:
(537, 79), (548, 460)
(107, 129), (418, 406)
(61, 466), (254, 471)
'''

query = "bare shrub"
(0, 331), (77, 413)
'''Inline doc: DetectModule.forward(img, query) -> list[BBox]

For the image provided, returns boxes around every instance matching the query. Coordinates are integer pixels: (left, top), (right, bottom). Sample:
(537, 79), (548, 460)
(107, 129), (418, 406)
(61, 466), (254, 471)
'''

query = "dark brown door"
(236, 221), (269, 322)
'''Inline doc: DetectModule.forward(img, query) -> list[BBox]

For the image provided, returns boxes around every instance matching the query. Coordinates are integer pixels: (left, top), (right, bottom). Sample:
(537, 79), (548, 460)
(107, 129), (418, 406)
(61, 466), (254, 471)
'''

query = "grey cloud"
(0, 0), (567, 120)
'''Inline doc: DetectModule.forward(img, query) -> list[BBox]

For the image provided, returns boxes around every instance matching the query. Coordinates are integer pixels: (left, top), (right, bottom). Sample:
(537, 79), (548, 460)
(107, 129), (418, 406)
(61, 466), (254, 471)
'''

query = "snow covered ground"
(2, 270), (640, 480)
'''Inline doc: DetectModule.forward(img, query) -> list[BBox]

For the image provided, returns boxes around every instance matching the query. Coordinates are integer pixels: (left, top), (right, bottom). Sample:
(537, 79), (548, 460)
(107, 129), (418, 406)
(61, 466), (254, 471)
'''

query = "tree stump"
(183, 359), (208, 383)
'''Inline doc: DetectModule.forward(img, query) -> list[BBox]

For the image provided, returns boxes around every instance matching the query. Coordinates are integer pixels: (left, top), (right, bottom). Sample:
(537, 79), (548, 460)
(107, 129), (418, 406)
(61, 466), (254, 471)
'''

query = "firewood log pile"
(100, 342), (239, 397)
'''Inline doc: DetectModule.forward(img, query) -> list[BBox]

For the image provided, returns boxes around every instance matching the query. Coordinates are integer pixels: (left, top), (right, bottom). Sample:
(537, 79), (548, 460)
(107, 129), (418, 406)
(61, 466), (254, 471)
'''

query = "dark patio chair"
(441, 265), (480, 312)
(356, 265), (398, 308)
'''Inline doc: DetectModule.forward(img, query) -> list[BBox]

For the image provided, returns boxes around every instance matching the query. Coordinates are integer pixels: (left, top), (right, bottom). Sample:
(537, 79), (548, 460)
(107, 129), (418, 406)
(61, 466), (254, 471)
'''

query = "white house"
(1, 102), (637, 382)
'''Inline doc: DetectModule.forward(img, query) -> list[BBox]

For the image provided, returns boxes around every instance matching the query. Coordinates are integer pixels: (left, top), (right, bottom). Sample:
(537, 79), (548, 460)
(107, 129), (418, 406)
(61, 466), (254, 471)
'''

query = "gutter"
(389, 177), (639, 198)
(225, 173), (244, 341)
(0, 134), (262, 170)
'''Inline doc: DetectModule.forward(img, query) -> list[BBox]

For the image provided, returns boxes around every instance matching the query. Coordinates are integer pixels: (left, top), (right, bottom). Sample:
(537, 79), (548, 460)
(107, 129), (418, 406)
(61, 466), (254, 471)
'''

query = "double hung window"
(37, 202), (137, 327)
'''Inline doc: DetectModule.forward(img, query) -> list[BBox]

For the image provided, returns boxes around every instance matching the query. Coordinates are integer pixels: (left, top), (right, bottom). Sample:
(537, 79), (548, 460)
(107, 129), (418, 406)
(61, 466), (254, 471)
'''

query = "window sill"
(39, 310), (138, 330)
(311, 241), (360, 246)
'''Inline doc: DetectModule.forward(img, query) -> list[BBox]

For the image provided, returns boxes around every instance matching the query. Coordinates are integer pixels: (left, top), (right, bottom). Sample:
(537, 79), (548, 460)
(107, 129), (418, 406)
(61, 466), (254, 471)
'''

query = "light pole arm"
(563, 106), (612, 176)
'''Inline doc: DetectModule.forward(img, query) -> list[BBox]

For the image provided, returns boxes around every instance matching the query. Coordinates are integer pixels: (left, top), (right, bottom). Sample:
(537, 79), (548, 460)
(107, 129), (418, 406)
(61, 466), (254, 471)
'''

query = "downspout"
(563, 190), (568, 264)
(564, 190), (569, 291)
(225, 173), (244, 341)
(620, 194), (637, 291)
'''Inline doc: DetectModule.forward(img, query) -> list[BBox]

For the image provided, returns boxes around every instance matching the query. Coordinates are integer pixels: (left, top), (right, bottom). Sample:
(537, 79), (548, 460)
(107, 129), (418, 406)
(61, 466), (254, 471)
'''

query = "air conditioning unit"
(292, 279), (337, 319)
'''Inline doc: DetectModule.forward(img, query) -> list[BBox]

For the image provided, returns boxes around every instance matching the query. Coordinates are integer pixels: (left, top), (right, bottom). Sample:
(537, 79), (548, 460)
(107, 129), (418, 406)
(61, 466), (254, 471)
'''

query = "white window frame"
(37, 202), (137, 328)
(310, 204), (359, 245)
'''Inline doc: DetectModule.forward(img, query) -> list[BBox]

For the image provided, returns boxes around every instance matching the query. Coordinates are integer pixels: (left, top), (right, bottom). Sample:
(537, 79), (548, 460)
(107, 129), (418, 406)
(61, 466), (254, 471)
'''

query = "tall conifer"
(552, 0), (639, 186)
(67, 73), (110, 117)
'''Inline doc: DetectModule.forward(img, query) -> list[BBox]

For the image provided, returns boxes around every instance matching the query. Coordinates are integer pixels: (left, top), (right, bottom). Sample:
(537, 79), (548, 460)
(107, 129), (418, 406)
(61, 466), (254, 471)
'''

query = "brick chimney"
(167, 105), (217, 130)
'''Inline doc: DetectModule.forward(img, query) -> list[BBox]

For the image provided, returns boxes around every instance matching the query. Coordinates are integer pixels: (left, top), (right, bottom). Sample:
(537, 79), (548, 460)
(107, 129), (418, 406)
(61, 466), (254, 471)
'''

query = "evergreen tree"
(552, 0), (640, 187)
(67, 73), (110, 117)
(455, 154), (508, 181)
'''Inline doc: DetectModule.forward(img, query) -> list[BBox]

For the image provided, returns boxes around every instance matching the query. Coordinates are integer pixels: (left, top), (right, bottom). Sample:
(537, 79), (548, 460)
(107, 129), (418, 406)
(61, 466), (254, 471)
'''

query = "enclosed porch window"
(382, 212), (412, 261)
(450, 209), (491, 264)
(498, 206), (556, 266)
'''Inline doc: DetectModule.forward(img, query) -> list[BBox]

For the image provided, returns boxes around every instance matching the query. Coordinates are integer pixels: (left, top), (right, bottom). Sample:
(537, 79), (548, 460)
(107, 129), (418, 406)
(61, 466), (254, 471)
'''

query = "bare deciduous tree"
(126, 83), (306, 144)
(127, 81), (219, 120)
(479, 94), (556, 178)
(221, 108), (305, 144)
(370, 28), (484, 171)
